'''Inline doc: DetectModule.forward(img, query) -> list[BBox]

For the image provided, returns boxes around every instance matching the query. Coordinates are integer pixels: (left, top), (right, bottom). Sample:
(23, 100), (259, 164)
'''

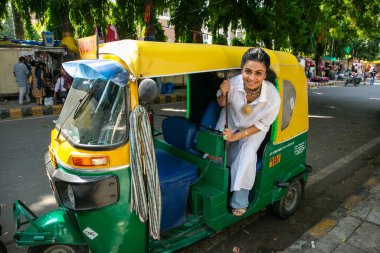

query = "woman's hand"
(223, 128), (239, 142)
(220, 79), (230, 96)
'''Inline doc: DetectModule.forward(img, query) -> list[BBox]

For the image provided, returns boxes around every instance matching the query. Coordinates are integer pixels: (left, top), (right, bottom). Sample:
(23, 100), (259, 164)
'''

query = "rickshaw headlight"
(53, 171), (119, 211)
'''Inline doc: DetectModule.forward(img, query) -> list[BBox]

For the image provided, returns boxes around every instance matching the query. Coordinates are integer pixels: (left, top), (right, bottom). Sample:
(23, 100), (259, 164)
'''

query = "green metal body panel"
(196, 131), (225, 157)
(14, 207), (86, 246)
(149, 215), (214, 253)
(59, 167), (147, 253)
(265, 132), (308, 201)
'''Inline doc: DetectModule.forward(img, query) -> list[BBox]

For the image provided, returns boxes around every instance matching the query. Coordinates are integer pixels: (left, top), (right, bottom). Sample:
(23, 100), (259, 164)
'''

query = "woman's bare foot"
(232, 208), (247, 216)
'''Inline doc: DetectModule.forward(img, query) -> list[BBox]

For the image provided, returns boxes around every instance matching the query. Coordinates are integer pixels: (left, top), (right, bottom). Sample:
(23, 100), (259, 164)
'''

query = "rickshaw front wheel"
(27, 245), (89, 253)
(0, 240), (7, 253)
(271, 180), (303, 219)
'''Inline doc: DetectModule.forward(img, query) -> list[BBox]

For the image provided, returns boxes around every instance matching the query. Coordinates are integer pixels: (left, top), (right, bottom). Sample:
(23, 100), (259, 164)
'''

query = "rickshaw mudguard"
(13, 200), (86, 247)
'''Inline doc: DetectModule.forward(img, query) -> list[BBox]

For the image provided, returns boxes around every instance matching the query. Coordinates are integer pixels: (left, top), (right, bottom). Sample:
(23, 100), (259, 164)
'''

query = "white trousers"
(227, 130), (267, 191)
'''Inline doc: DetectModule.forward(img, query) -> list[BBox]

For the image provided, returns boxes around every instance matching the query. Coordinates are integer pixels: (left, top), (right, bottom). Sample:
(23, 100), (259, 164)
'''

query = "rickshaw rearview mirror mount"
(139, 78), (159, 102)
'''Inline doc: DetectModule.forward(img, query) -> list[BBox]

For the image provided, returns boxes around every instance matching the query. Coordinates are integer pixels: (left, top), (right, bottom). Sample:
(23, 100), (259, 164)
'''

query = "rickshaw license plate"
(269, 154), (281, 168)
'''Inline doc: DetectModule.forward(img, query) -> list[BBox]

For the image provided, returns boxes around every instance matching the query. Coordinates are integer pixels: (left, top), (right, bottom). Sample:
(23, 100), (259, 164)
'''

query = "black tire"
(271, 180), (303, 219)
(0, 241), (7, 253)
(345, 80), (349, 86)
(28, 245), (89, 253)
(354, 79), (361, 86)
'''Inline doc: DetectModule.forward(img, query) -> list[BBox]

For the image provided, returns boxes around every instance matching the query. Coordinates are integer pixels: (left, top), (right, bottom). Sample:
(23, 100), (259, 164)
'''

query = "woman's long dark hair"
(265, 68), (277, 84)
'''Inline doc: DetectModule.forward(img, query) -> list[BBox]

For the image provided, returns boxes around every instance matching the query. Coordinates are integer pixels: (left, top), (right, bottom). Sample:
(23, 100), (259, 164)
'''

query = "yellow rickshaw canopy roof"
(99, 39), (308, 144)
(99, 40), (299, 78)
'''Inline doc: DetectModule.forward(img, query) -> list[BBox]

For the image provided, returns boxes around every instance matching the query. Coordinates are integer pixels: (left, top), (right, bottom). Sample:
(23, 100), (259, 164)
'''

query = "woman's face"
(241, 60), (267, 90)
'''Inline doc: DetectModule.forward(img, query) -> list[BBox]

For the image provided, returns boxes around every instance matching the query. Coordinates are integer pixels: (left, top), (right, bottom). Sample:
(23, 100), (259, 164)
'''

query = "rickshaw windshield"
(56, 77), (128, 148)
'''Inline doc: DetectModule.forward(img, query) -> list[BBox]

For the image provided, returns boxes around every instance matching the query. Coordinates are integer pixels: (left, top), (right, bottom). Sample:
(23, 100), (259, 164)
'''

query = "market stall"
(0, 43), (66, 97)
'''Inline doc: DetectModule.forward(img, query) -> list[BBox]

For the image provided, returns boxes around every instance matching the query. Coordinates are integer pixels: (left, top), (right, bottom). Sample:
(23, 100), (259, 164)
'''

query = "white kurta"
(215, 75), (280, 191)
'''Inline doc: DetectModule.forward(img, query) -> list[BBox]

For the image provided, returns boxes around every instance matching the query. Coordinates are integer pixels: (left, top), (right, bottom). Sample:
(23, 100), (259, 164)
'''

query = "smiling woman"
(213, 48), (281, 216)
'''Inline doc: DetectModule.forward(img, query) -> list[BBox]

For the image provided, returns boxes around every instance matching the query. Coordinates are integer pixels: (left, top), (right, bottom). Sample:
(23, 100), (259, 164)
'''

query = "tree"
(311, 0), (380, 66)
(0, 1), (9, 31)
(0, 3), (14, 39)
(112, 0), (139, 40)
(11, 1), (25, 39)
(1, 0), (379, 62)
(166, 0), (207, 43)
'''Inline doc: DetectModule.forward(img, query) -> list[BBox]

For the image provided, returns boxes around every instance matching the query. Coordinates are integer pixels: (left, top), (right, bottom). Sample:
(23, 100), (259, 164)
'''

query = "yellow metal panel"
(51, 129), (131, 170)
(274, 65), (308, 144)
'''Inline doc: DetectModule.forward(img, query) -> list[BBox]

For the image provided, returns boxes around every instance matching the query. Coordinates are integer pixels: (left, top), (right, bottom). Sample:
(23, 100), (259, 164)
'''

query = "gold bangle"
(242, 129), (249, 138)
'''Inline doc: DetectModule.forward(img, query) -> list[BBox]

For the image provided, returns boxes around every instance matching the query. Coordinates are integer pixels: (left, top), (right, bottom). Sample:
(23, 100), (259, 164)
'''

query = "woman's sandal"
(232, 208), (247, 216)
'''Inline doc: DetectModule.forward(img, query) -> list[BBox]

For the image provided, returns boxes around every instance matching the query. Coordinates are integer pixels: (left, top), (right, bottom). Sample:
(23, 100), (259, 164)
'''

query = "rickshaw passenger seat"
(199, 100), (222, 132)
(155, 149), (198, 231)
(158, 116), (199, 231)
(162, 100), (221, 152)
(162, 116), (197, 151)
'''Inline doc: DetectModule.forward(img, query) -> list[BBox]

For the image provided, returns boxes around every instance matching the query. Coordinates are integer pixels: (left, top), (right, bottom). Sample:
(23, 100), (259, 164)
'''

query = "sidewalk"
(0, 88), (186, 120)
(285, 166), (380, 253)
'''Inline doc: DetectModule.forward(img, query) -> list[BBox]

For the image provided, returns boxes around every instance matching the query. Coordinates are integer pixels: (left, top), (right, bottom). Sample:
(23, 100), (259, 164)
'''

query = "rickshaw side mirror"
(138, 78), (159, 102)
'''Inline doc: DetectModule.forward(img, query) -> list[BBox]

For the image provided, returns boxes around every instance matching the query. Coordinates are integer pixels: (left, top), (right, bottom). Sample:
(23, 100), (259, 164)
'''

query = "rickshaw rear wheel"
(271, 180), (303, 219)
(27, 245), (89, 253)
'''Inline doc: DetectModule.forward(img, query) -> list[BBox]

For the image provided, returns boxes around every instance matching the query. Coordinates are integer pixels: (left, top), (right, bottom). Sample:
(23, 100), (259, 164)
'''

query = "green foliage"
(167, 0), (208, 43)
(0, 0), (378, 62)
(0, 1), (9, 31)
(231, 37), (244, 46)
(112, 0), (138, 40)
(0, 3), (14, 39)
(212, 33), (227, 45)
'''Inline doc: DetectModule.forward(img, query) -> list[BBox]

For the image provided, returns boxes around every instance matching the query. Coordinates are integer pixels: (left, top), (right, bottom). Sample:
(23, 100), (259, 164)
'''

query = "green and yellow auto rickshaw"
(13, 40), (311, 253)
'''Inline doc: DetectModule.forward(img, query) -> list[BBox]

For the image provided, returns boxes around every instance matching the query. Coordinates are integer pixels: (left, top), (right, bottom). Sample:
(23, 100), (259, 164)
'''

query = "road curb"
(284, 169), (380, 253)
(308, 80), (346, 88)
(153, 94), (186, 104)
(0, 104), (63, 120)
(0, 94), (186, 120)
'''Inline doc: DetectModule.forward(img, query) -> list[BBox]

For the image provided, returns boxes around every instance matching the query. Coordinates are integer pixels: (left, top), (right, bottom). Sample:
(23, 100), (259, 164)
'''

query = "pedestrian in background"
(309, 63), (315, 79)
(54, 68), (71, 104)
(13, 56), (31, 105)
(31, 62), (46, 105)
(370, 65), (377, 86)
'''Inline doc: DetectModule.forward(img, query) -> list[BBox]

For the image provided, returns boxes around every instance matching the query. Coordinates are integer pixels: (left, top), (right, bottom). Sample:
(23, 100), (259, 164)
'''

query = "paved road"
(1, 83), (380, 252)
(0, 115), (57, 253)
